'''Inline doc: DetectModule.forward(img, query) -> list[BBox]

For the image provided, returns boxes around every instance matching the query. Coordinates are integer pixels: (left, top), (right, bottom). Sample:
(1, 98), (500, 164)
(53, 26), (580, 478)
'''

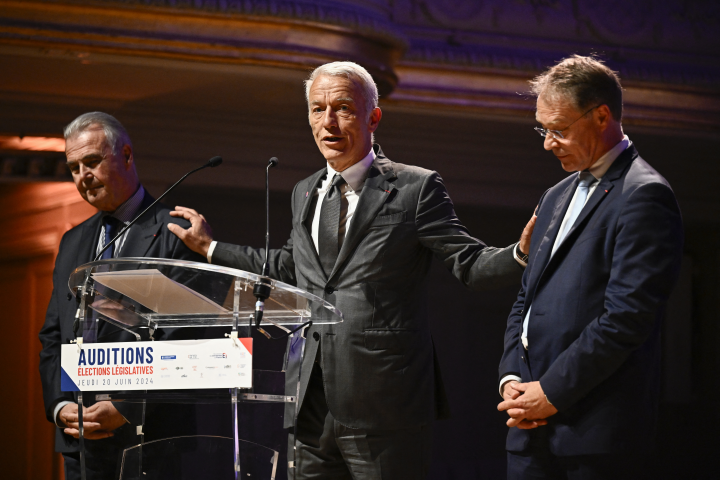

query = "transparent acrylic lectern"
(64, 258), (343, 480)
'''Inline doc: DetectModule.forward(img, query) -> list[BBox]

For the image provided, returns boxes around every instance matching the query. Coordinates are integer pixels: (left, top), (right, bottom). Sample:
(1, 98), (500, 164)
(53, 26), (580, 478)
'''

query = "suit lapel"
(77, 212), (103, 266)
(524, 177), (576, 305)
(297, 168), (328, 282)
(328, 150), (396, 284)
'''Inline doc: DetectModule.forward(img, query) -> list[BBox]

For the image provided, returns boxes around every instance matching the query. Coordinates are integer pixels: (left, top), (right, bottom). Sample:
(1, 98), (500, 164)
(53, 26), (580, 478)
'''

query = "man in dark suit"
(497, 55), (684, 479)
(169, 61), (534, 479)
(38, 112), (205, 479)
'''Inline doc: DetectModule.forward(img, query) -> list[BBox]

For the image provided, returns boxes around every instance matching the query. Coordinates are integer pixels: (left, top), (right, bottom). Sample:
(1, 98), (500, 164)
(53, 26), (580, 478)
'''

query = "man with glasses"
(497, 55), (683, 479)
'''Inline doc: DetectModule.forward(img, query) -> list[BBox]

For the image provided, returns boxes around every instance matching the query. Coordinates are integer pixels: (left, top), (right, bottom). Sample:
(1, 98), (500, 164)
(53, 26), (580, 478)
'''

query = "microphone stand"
(253, 157), (278, 330)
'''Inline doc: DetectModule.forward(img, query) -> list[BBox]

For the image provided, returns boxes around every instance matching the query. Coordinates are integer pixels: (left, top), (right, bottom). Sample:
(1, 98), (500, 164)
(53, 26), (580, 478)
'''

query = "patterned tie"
(318, 174), (346, 276)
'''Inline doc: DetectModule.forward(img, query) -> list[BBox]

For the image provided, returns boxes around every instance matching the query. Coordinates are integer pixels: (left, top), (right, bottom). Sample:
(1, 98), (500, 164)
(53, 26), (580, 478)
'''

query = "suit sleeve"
(415, 171), (522, 291)
(38, 234), (74, 423)
(210, 185), (298, 286)
(540, 182), (683, 411)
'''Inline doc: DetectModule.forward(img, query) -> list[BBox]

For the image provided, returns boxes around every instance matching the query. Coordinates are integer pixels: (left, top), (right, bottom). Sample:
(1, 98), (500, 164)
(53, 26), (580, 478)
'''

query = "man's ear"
(122, 144), (133, 167)
(368, 107), (382, 133)
(595, 104), (613, 131)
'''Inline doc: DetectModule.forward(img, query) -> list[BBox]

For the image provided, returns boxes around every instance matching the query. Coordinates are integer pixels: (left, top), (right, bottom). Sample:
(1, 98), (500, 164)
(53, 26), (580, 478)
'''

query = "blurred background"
(0, 0), (718, 478)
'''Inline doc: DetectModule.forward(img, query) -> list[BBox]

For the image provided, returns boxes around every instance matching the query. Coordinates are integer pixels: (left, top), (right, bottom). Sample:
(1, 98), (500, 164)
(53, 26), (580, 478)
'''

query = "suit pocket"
(369, 211), (407, 228)
(364, 329), (417, 353)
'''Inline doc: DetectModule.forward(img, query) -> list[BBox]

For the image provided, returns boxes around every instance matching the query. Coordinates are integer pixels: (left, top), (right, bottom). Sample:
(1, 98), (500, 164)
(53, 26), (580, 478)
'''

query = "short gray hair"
(530, 55), (623, 122)
(304, 61), (379, 117)
(64, 112), (133, 155)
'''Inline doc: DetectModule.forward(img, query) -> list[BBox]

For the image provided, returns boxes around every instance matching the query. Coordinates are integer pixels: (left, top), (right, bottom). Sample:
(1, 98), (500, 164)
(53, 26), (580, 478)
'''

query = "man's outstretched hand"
(60, 401), (127, 440)
(498, 381), (555, 430)
(168, 206), (215, 258)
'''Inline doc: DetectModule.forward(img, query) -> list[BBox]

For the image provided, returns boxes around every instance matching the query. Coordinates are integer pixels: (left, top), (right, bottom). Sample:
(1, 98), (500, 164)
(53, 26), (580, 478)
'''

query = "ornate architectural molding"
(0, 0), (718, 131)
(0, 0), (406, 94)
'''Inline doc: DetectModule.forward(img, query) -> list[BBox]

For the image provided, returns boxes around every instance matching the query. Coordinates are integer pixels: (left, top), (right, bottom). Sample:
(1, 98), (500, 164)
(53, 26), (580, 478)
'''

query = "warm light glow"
(0, 135), (65, 152)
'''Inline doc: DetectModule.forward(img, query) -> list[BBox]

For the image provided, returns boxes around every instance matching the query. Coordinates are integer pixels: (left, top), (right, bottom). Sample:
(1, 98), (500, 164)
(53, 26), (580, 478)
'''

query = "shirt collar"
(588, 135), (630, 180)
(327, 148), (376, 192)
(110, 185), (145, 224)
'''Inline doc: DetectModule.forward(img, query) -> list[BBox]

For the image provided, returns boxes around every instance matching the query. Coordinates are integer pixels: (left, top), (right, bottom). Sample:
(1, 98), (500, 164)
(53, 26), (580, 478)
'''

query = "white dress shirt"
(499, 136), (630, 396)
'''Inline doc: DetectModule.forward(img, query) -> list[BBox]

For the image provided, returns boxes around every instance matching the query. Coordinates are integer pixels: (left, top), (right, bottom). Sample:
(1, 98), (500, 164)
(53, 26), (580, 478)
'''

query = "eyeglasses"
(534, 105), (601, 140)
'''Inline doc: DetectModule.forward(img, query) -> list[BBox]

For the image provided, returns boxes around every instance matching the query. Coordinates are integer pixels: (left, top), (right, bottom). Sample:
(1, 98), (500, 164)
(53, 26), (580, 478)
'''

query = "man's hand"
(502, 380), (522, 401)
(168, 206), (214, 257)
(61, 401), (127, 440)
(497, 381), (555, 430)
(518, 209), (538, 256)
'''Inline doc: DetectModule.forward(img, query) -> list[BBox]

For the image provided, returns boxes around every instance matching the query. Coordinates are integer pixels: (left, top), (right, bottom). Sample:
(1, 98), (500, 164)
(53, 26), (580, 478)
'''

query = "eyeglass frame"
(534, 104), (602, 140)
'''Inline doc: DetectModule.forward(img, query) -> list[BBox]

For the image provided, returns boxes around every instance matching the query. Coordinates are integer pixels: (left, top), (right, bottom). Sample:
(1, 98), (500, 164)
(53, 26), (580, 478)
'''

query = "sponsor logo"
(175, 366), (183, 370)
(181, 374), (187, 378)
(188, 354), (198, 359)
(210, 353), (227, 359)
(224, 365), (232, 369)
(205, 366), (217, 369)
(161, 355), (176, 360)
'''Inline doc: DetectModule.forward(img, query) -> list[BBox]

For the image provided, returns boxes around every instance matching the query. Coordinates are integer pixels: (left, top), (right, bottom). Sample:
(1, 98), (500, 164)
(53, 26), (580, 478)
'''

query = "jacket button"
(324, 286), (334, 294)
(313, 332), (320, 341)
(521, 355), (526, 364)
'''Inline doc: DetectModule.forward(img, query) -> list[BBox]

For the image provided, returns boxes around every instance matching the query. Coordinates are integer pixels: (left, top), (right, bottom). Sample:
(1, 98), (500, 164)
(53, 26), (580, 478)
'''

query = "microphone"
(253, 157), (279, 328)
(94, 156), (223, 261)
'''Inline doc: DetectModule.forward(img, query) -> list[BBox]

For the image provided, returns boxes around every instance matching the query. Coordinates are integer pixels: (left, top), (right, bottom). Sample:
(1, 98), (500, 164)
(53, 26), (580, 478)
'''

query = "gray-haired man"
(38, 112), (204, 479)
(171, 61), (534, 478)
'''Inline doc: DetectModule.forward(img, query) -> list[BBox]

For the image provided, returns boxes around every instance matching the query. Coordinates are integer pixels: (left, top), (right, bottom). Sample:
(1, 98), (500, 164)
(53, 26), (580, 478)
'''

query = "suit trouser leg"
(291, 362), (433, 480)
(507, 428), (650, 480)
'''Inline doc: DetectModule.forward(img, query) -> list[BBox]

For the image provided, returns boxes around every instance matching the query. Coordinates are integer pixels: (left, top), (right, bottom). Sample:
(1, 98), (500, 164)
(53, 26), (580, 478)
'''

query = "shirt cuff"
(499, 375), (522, 398)
(207, 241), (217, 263)
(53, 400), (73, 428)
(513, 243), (528, 268)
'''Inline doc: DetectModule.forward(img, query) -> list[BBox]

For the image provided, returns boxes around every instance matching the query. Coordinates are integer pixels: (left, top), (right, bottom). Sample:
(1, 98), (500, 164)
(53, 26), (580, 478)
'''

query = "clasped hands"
(59, 401), (127, 439)
(497, 381), (557, 430)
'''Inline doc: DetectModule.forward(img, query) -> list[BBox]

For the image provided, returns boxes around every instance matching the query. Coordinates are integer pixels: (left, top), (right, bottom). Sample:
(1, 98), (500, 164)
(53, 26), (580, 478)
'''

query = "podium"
(61, 258), (343, 480)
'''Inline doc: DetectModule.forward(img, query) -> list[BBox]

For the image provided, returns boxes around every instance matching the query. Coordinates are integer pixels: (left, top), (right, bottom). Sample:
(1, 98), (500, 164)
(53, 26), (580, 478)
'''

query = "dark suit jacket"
(212, 145), (523, 430)
(499, 145), (683, 455)
(38, 191), (205, 453)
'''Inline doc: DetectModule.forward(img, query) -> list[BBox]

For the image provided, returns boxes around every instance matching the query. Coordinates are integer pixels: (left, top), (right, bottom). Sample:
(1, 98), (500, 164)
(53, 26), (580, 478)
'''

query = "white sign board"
(61, 338), (252, 392)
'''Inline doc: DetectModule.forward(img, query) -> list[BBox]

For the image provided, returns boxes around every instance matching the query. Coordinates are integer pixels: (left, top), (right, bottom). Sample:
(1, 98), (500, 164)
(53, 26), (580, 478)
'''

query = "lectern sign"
(60, 338), (253, 391)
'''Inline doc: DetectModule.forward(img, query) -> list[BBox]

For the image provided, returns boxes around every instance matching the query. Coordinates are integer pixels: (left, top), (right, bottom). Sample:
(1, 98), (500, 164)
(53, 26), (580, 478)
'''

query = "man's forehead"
(536, 95), (575, 125)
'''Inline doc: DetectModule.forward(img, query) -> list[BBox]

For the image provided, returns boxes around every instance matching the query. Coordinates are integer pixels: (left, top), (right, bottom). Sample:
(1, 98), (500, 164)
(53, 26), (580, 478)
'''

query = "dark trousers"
(507, 428), (650, 480)
(289, 363), (433, 480)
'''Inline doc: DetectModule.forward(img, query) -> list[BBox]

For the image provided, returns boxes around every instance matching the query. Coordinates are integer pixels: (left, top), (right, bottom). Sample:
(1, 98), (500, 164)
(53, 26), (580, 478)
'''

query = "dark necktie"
(318, 174), (346, 276)
(101, 215), (121, 260)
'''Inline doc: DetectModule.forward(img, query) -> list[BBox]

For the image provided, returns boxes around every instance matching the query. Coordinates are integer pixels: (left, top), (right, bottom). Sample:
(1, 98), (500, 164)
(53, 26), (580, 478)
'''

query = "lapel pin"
(384, 189), (391, 194)
(305, 191), (309, 198)
(605, 189), (608, 193)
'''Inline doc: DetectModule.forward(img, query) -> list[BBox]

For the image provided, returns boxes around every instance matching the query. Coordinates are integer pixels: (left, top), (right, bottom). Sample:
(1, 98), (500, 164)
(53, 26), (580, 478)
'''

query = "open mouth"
(323, 136), (343, 143)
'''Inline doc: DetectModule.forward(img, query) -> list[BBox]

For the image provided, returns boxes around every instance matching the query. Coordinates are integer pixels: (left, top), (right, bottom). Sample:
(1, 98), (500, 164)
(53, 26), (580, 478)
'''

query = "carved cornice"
(0, 0), (406, 94)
